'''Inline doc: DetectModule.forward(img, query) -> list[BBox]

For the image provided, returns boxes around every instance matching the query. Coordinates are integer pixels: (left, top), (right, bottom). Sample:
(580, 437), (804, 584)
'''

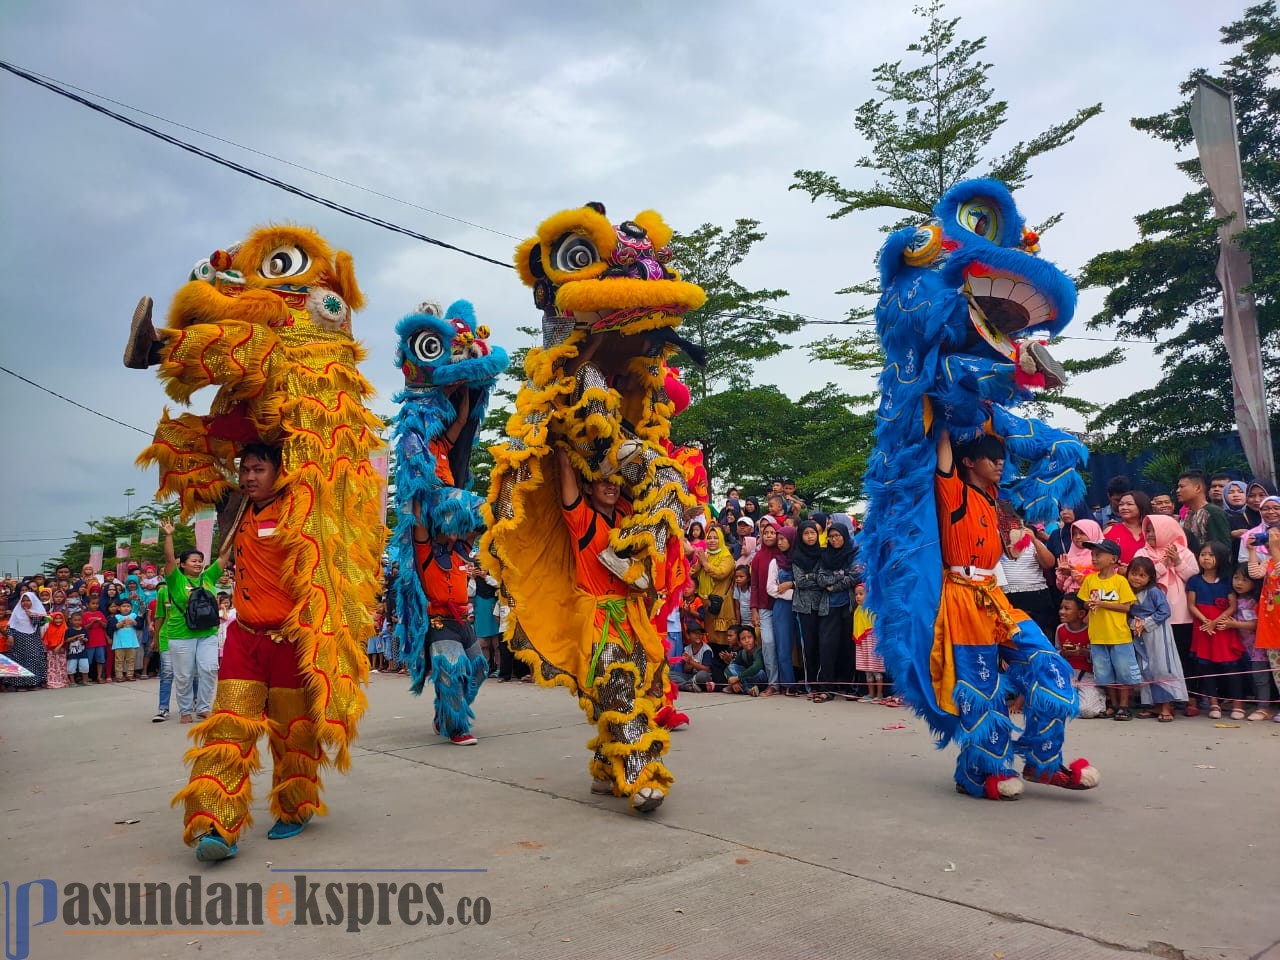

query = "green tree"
(790, 0), (1102, 387)
(1079, 1), (1279, 454)
(667, 219), (794, 401)
(48, 503), (193, 574)
(672, 384), (874, 506)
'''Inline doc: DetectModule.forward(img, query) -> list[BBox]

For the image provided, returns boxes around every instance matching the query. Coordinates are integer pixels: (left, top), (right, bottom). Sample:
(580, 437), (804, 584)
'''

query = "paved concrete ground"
(3, 674), (1278, 960)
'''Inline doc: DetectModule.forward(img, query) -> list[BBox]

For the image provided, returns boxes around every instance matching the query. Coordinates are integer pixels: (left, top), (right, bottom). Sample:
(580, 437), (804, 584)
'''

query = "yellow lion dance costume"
(129, 224), (384, 854)
(482, 203), (704, 811)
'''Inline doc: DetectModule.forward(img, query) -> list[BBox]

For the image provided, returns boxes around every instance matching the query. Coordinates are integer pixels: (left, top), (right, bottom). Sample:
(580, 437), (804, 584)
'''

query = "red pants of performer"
(173, 621), (326, 845)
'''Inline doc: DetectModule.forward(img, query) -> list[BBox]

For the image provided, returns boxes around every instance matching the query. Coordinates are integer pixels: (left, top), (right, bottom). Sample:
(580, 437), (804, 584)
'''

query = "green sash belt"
(586, 597), (631, 687)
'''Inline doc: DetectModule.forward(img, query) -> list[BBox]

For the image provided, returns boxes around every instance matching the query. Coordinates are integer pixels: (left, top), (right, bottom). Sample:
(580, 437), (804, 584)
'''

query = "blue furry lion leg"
(1003, 621), (1078, 777)
(950, 646), (1018, 796)
(430, 637), (477, 738)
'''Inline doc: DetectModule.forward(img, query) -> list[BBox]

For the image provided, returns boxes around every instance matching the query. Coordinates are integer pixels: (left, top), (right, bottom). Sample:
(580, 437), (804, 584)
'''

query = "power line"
(0, 365), (152, 436)
(0, 537), (71, 544)
(7, 63), (521, 242)
(0, 61), (516, 270)
(1, 61), (1147, 348)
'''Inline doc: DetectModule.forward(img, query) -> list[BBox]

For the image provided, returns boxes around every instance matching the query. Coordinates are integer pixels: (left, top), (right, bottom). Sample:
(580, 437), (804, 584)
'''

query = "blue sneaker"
(194, 832), (238, 862)
(267, 816), (312, 840)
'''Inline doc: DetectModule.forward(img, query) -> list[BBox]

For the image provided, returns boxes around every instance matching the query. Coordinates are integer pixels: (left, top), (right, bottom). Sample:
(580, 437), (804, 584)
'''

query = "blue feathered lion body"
(861, 179), (1089, 751)
(387, 299), (508, 696)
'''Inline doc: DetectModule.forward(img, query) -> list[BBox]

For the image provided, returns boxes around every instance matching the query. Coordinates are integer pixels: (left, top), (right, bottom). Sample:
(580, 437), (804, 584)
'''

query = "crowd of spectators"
(7, 469), (1279, 728)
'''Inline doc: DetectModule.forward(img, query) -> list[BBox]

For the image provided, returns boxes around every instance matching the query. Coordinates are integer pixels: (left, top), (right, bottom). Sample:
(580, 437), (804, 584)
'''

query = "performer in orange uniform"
(932, 427), (1098, 800)
(557, 447), (671, 813)
(174, 444), (328, 860)
(412, 517), (487, 746)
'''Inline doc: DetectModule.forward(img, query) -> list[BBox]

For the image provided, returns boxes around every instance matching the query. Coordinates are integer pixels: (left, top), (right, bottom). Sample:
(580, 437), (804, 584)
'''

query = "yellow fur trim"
(556, 277), (705, 315)
(631, 210), (673, 249)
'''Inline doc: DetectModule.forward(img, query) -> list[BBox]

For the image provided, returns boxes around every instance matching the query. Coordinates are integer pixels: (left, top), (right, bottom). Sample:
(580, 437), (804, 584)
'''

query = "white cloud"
(0, 0), (1248, 570)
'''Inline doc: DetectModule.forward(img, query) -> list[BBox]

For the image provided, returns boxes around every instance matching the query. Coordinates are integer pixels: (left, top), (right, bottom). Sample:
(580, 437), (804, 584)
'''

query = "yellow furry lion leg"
(172, 680), (269, 846)
(582, 648), (673, 798)
(265, 687), (329, 825)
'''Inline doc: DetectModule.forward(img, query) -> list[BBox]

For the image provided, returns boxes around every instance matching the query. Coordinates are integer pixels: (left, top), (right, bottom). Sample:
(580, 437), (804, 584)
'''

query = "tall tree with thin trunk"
(1079, 1), (1279, 455)
(791, 0), (1103, 394)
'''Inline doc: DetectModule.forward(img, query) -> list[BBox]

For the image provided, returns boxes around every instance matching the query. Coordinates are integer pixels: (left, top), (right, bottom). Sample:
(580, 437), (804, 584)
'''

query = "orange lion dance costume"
(129, 224), (384, 858)
(482, 203), (705, 812)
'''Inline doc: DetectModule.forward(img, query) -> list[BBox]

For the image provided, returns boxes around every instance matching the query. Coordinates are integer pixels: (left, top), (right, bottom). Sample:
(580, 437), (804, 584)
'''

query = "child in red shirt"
(81, 608), (110, 683)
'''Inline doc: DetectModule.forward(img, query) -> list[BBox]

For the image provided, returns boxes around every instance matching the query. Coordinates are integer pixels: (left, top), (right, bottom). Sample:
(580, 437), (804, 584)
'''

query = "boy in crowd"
(64, 610), (90, 685)
(672, 624), (714, 691)
(1078, 539), (1138, 720)
(82, 604), (109, 683)
(112, 599), (141, 682)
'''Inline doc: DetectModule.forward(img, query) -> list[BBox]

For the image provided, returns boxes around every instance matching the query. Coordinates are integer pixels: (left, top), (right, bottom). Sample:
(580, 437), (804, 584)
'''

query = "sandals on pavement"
(1113, 708), (1132, 721)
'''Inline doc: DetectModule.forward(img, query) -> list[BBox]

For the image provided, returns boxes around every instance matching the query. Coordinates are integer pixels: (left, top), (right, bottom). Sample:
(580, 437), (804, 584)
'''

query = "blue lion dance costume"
(862, 179), (1100, 800)
(389, 300), (508, 742)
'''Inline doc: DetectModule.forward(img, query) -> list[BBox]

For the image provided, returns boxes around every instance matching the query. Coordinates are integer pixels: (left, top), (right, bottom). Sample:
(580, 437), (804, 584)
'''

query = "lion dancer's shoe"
(955, 760), (1025, 801)
(1024, 757), (1100, 791)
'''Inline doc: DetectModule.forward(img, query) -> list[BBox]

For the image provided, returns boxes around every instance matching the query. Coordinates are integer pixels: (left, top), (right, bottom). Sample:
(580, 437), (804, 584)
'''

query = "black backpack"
(180, 583), (221, 632)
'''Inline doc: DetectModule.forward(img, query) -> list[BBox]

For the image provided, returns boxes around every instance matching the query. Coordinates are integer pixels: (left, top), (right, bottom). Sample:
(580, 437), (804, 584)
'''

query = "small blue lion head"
(877, 178), (1076, 360)
(394, 299), (509, 391)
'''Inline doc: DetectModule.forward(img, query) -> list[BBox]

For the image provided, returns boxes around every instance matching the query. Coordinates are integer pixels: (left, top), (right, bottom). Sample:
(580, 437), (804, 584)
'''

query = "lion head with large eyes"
(167, 224), (365, 336)
(514, 202), (706, 336)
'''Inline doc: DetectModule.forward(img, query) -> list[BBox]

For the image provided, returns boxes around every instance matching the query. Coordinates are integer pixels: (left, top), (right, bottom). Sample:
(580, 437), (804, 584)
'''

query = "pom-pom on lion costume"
(388, 298), (507, 740)
(481, 203), (704, 809)
(128, 224), (385, 851)
(861, 180), (1098, 800)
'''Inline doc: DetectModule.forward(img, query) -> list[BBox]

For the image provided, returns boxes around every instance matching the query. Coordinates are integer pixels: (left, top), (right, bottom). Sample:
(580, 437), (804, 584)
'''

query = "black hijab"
(791, 520), (824, 571)
(820, 522), (856, 570)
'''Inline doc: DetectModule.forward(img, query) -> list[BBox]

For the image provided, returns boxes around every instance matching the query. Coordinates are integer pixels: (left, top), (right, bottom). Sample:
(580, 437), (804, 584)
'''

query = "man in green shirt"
(1176, 470), (1232, 554)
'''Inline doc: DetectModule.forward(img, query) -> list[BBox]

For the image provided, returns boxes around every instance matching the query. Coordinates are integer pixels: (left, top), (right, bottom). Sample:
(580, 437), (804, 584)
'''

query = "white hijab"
(9, 591), (47, 634)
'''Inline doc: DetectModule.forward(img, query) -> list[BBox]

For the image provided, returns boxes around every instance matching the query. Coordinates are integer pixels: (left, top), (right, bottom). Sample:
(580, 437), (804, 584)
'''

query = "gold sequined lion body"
(136, 225), (384, 775)
(481, 203), (705, 801)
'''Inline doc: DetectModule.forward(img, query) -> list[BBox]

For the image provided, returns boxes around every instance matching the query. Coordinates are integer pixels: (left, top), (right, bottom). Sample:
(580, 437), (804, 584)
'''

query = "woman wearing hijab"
(791, 520), (829, 700)
(766, 525), (798, 696)
(817, 522), (859, 698)
(1239, 492), (1280, 566)
(693, 525), (737, 655)
(1135, 514), (1202, 714)
(6, 591), (48, 689)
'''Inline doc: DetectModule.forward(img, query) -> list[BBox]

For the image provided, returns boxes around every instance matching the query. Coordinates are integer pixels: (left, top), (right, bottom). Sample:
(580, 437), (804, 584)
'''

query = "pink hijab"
(1066, 519), (1101, 569)
(1135, 514), (1199, 623)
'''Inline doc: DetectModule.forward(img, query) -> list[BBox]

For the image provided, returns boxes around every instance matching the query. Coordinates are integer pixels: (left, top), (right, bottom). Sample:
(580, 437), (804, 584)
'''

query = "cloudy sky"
(0, 0), (1245, 574)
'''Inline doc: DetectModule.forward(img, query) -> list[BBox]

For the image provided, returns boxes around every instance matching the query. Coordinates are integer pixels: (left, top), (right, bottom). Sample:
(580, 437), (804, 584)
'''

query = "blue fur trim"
(430, 646), (487, 738)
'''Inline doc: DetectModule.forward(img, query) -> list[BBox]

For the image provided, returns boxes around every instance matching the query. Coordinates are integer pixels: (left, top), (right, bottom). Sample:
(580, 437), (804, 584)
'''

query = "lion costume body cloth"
(136, 225), (384, 844)
(481, 204), (704, 799)
(861, 180), (1095, 799)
